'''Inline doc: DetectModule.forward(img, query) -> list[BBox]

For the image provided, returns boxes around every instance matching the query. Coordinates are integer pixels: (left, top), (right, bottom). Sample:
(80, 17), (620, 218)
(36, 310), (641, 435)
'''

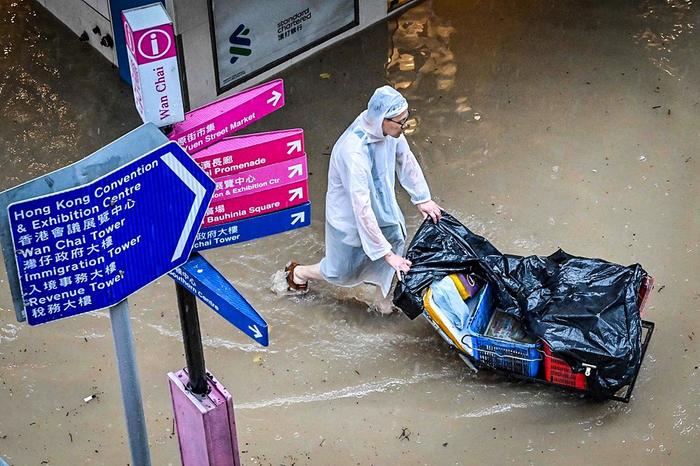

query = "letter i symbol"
(150, 33), (159, 55)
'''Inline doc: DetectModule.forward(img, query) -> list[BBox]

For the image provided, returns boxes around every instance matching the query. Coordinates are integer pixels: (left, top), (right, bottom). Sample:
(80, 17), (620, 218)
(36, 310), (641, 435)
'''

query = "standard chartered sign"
(211, 0), (357, 92)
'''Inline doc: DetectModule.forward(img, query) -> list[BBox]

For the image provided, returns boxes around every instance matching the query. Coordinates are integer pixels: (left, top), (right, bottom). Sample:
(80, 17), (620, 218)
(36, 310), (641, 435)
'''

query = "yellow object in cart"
(449, 275), (469, 299)
(423, 288), (465, 352)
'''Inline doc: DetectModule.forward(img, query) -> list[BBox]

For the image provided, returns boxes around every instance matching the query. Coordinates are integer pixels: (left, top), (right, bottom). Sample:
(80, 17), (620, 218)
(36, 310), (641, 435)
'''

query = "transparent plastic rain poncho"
(319, 86), (432, 296)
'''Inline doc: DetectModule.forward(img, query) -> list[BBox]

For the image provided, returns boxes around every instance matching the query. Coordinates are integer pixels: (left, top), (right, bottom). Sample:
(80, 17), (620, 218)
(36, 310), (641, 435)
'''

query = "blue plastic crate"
(465, 282), (494, 335)
(461, 284), (542, 377)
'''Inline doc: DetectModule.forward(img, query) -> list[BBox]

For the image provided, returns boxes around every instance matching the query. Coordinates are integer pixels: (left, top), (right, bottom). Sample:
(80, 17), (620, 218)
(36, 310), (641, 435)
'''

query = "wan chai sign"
(123, 3), (184, 127)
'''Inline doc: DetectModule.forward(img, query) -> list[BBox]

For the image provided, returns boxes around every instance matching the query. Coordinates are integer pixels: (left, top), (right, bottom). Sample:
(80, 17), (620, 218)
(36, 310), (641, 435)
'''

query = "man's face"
(382, 110), (409, 138)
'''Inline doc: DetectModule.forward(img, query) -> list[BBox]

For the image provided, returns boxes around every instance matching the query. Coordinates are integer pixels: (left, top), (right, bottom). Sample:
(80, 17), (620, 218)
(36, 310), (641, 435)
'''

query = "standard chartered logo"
(229, 24), (251, 64)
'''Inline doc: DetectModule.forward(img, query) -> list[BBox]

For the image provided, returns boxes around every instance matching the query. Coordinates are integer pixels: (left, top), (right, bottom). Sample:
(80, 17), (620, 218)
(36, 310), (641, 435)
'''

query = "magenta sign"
(212, 156), (307, 202)
(169, 80), (285, 154)
(170, 79), (309, 241)
(132, 28), (176, 64)
(203, 181), (309, 228)
(193, 128), (304, 178)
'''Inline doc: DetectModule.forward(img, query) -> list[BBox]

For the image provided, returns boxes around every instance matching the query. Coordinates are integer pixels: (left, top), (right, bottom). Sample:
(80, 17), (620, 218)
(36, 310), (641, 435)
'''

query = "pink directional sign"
(204, 180), (309, 228)
(212, 156), (307, 202)
(193, 128), (304, 178)
(169, 79), (285, 154)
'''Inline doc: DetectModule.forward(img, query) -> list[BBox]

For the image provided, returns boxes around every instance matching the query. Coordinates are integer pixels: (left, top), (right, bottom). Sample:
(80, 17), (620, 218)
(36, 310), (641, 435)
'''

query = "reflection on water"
(0, 4), (78, 187)
(634, 0), (695, 78)
(386, 0), (457, 93)
(386, 0), (481, 137)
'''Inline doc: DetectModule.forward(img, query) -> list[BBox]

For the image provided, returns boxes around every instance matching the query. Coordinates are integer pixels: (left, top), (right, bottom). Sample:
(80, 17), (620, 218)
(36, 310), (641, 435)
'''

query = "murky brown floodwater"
(1, 1), (699, 465)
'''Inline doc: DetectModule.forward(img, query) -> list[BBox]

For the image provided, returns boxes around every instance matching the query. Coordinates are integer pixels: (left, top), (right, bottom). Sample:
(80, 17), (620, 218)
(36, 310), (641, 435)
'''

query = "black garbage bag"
(394, 212), (648, 397)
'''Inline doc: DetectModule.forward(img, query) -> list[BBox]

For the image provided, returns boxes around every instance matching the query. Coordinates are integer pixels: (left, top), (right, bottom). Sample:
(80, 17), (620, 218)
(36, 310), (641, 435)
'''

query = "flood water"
(1, 1), (699, 465)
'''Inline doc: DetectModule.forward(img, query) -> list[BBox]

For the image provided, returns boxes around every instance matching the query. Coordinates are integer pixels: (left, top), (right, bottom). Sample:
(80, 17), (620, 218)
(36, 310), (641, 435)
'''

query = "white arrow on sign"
(248, 325), (263, 339)
(288, 187), (303, 202)
(267, 90), (282, 107)
(286, 140), (302, 155)
(291, 211), (305, 225)
(288, 163), (303, 178)
(161, 152), (208, 262)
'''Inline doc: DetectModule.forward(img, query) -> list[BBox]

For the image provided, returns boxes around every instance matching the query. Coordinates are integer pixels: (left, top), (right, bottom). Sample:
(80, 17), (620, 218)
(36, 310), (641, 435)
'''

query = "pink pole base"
(168, 369), (241, 466)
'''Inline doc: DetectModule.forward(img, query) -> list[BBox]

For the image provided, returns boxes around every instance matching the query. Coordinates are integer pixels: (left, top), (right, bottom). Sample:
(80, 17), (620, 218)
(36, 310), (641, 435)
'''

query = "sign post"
(175, 282), (209, 395)
(110, 300), (152, 466)
(160, 79), (309, 466)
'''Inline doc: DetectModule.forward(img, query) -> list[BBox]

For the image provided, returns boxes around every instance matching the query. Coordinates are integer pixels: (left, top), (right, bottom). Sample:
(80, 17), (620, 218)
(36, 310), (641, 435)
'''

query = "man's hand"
(384, 252), (412, 281)
(417, 200), (442, 223)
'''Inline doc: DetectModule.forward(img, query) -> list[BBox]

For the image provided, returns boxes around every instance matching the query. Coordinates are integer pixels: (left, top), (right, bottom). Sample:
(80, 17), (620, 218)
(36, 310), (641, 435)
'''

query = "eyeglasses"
(385, 112), (410, 129)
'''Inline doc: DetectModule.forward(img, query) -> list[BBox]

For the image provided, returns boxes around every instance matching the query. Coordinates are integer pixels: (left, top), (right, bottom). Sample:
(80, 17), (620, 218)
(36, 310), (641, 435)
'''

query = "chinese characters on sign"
(8, 142), (215, 325)
(169, 79), (311, 250)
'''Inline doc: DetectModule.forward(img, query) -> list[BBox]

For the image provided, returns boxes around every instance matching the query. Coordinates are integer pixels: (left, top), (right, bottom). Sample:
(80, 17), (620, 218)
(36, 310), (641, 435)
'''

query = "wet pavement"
(1, 1), (699, 465)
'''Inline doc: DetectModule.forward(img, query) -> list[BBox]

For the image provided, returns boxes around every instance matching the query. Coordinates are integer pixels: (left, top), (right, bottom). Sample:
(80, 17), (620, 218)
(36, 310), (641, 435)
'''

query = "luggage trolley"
(422, 276), (655, 403)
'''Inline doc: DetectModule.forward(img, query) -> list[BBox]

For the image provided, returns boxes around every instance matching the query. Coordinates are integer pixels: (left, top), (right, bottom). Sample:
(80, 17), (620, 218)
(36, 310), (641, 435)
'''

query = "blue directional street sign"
(0, 124), (169, 322)
(6, 141), (215, 325)
(169, 254), (269, 346)
(193, 202), (311, 251)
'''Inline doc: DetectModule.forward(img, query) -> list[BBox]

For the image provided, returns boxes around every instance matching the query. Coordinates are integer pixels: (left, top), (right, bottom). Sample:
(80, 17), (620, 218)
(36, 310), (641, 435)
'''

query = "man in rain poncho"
(286, 86), (442, 309)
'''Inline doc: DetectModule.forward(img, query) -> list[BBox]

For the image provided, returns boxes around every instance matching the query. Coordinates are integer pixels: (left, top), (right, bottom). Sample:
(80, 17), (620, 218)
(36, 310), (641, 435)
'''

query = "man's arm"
(395, 135), (442, 222)
(395, 135), (431, 204)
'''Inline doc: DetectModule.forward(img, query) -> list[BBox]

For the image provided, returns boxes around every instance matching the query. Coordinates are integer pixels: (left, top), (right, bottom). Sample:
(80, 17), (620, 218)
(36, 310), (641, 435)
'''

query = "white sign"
(123, 4), (184, 127)
(211, 0), (357, 92)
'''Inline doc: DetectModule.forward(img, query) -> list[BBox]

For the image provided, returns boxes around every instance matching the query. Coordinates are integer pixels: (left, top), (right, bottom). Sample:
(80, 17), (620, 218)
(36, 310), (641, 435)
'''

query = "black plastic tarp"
(393, 213), (648, 397)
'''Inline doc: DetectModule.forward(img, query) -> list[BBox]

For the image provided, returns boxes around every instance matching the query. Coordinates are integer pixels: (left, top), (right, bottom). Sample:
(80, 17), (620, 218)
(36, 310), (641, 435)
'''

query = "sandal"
(285, 262), (309, 292)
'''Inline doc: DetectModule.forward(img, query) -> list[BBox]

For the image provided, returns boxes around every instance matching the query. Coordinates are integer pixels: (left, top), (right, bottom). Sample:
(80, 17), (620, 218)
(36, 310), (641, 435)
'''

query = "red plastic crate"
(543, 342), (588, 390)
(542, 275), (654, 391)
(638, 275), (654, 317)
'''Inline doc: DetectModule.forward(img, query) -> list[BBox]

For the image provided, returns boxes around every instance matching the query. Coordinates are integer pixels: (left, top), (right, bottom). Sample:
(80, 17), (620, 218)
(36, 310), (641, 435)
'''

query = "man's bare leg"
(293, 263), (323, 285)
(373, 285), (395, 315)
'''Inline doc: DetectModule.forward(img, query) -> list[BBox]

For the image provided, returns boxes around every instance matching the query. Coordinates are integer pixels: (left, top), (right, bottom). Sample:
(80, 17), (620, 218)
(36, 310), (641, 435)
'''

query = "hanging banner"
(210, 0), (358, 93)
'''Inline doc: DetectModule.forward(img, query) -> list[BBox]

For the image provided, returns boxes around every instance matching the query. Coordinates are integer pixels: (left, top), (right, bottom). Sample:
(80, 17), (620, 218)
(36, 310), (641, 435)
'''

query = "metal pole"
(175, 282), (209, 395)
(109, 299), (152, 466)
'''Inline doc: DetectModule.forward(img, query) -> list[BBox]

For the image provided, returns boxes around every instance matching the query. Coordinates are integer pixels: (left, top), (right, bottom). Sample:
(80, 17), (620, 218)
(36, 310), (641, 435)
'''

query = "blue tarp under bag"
(393, 212), (648, 398)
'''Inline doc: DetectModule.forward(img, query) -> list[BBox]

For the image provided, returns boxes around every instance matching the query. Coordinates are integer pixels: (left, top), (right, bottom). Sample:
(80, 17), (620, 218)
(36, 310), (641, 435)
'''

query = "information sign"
(203, 180), (308, 228)
(211, 156), (307, 202)
(123, 4), (184, 126)
(0, 124), (169, 321)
